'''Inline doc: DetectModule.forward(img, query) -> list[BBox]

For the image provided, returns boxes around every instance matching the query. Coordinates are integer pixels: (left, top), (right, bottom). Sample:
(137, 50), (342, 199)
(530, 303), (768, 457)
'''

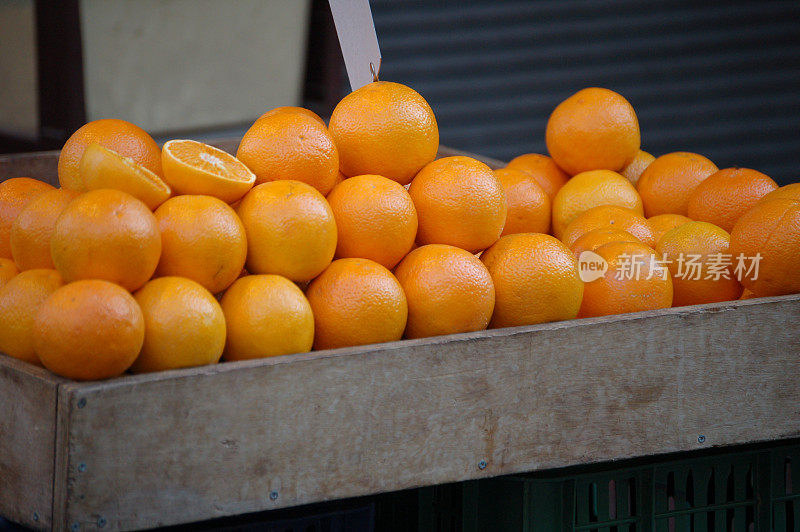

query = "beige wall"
(79, 0), (311, 134)
(0, 0), (38, 138)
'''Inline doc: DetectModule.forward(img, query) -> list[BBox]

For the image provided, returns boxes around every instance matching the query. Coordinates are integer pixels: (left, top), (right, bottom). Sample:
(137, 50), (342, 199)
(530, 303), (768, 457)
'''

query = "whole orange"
(620, 149), (656, 186)
(656, 221), (742, 306)
(10, 188), (79, 270)
(687, 167), (779, 232)
(569, 228), (641, 259)
(545, 87), (640, 175)
(51, 189), (161, 291)
(236, 180), (337, 282)
(33, 280), (144, 380)
(481, 233), (583, 328)
(494, 168), (551, 236)
(394, 244), (495, 338)
(305, 258), (407, 350)
(329, 81), (439, 185)
(648, 214), (692, 246)
(237, 113), (339, 195)
(758, 183), (800, 203)
(162, 140), (256, 204)
(636, 152), (718, 217)
(58, 119), (162, 191)
(0, 258), (19, 289)
(0, 269), (63, 365)
(551, 169), (643, 239)
(326, 174), (418, 269)
(220, 274), (314, 360)
(561, 205), (655, 249)
(579, 241), (673, 318)
(0, 177), (55, 259)
(729, 197), (800, 296)
(130, 277), (226, 373)
(409, 156), (506, 253)
(258, 106), (326, 126)
(154, 195), (247, 294)
(505, 153), (570, 199)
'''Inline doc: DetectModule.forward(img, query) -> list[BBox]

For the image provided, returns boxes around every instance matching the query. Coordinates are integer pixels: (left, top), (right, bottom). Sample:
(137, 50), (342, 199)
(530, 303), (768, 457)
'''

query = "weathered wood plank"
(0, 144), (505, 184)
(0, 356), (64, 530)
(55, 295), (800, 531)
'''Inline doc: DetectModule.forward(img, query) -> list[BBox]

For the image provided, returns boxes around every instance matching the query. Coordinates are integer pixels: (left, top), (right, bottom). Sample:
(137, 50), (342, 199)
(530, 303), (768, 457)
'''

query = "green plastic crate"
(420, 443), (799, 531)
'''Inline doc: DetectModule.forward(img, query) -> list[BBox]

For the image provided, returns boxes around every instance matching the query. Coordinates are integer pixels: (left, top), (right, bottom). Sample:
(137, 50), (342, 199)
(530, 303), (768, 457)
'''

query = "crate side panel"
(59, 296), (800, 530)
(0, 356), (62, 529)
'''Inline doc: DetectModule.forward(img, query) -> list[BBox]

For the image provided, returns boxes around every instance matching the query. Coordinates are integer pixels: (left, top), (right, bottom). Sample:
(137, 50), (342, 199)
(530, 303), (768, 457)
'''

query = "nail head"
(269, 491), (279, 501)
(77, 398), (86, 409)
(478, 460), (487, 470)
(698, 435), (706, 443)
(97, 516), (106, 528)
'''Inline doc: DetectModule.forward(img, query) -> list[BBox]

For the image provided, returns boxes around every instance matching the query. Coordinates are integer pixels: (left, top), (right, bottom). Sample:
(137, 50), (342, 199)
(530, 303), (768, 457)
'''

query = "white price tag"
(328, 0), (382, 91)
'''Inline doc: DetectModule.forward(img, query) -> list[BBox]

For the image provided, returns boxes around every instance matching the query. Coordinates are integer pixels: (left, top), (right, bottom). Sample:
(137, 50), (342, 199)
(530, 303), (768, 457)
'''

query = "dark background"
(5, 0), (800, 185)
(309, 0), (800, 185)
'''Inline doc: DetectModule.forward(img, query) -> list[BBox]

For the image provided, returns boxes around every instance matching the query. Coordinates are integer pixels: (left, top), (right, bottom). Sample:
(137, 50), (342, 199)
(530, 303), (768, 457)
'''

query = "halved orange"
(162, 140), (256, 203)
(80, 143), (171, 210)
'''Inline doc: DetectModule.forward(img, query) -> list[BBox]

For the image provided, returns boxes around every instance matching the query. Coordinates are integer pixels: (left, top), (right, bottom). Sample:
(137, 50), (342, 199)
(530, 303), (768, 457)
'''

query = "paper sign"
(329, 0), (382, 91)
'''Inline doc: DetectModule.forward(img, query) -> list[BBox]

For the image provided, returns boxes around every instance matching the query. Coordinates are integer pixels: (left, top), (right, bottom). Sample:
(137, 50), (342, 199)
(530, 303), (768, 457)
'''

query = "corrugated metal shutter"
(371, 0), (800, 184)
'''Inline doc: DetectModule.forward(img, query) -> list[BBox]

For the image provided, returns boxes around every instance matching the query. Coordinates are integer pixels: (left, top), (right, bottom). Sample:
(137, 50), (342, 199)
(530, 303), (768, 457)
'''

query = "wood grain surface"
(48, 295), (800, 530)
(0, 357), (64, 530)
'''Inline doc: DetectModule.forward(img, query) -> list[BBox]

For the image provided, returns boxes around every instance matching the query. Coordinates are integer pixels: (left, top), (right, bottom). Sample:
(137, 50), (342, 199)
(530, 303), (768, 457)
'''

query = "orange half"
(162, 140), (256, 204)
(80, 143), (171, 210)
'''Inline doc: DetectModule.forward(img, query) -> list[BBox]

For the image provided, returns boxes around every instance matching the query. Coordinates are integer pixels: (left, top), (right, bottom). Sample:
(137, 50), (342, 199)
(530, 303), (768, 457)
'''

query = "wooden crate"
(1, 147), (799, 531)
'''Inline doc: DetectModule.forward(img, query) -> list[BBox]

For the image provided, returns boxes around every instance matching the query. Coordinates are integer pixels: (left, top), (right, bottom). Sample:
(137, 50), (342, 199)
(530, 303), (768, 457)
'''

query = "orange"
(51, 189), (161, 291)
(648, 214), (692, 246)
(729, 197), (800, 296)
(0, 177), (55, 259)
(620, 149), (655, 186)
(10, 188), (79, 270)
(58, 118), (162, 191)
(33, 280), (144, 380)
(758, 183), (800, 203)
(505, 153), (570, 199)
(237, 113), (339, 195)
(636, 152), (718, 217)
(130, 277), (225, 373)
(551, 169), (643, 239)
(739, 288), (757, 300)
(326, 174), (418, 269)
(560, 205), (655, 249)
(330, 171), (347, 194)
(0, 269), (63, 365)
(687, 167), (779, 232)
(409, 156), (506, 253)
(220, 274), (314, 360)
(545, 87), (640, 175)
(494, 167), (551, 236)
(0, 258), (18, 289)
(329, 81), (439, 185)
(258, 106), (326, 126)
(236, 180), (337, 282)
(154, 195), (247, 294)
(162, 140), (256, 203)
(394, 244), (495, 338)
(480, 233), (583, 328)
(579, 241), (673, 318)
(569, 228), (641, 259)
(305, 258), (407, 350)
(656, 221), (742, 306)
(80, 143), (171, 210)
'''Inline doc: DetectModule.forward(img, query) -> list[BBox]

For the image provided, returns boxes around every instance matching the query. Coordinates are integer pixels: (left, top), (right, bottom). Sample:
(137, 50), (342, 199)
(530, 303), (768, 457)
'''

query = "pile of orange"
(0, 83), (797, 381)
